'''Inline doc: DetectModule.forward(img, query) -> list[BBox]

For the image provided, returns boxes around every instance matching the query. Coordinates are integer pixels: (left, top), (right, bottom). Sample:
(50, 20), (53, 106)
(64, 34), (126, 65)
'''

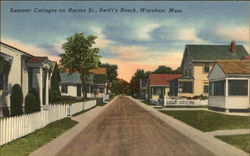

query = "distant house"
(0, 42), (52, 116)
(178, 41), (249, 98)
(208, 60), (250, 112)
(139, 78), (148, 99)
(148, 74), (182, 102)
(59, 67), (108, 98)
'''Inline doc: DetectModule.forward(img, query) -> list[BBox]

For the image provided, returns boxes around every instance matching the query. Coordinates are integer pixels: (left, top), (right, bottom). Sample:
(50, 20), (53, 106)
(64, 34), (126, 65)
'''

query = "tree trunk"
(80, 72), (87, 101)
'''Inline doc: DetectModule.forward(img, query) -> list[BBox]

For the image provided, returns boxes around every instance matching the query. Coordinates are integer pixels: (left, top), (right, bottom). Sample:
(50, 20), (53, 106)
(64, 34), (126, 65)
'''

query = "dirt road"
(56, 96), (215, 156)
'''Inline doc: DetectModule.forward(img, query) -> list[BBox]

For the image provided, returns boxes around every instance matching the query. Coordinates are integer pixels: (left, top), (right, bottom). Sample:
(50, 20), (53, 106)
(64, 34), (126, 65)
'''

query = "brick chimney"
(230, 41), (236, 53)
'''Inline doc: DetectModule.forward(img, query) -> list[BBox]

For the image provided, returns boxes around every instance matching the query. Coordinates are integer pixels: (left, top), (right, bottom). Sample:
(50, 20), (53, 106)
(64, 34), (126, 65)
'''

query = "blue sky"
(1, 1), (249, 81)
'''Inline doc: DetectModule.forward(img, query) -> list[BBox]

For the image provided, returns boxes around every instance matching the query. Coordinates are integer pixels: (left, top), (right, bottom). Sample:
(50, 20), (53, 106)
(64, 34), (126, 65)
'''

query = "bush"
(28, 88), (40, 111)
(10, 84), (23, 116)
(49, 89), (61, 104)
(25, 94), (37, 114)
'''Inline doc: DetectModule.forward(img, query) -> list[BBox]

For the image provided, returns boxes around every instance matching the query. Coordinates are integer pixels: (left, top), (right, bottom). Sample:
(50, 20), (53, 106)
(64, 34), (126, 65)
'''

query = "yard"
(160, 110), (250, 132)
(216, 134), (250, 153)
(0, 118), (77, 156)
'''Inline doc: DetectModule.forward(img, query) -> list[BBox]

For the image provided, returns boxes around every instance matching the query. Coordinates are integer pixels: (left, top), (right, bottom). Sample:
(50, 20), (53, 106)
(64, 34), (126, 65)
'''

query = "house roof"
(149, 74), (182, 86)
(60, 73), (106, 85)
(60, 73), (82, 84)
(217, 60), (250, 75)
(27, 57), (48, 64)
(177, 75), (193, 80)
(140, 78), (148, 88)
(0, 42), (33, 57)
(89, 68), (107, 74)
(241, 56), (250, 60)
(186, 44), (249, 61)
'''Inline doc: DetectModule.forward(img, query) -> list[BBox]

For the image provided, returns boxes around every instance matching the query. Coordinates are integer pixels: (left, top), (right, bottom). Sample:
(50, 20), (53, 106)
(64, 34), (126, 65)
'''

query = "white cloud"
(135, 23), (160, 41)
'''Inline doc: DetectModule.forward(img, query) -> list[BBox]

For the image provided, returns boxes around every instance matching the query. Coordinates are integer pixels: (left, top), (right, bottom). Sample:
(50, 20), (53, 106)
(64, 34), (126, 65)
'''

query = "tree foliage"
(49, 63), (61, 103)
(24, 93), (37, 114)
(129, 69), (149, 96)
(100, 63), (118, 83)
(10, 84), (23, 116)
(28, 88), (40, 112)
(153, 65), (182, 74)
(60, 33), (100, 100)
(111, 78), (130, 95)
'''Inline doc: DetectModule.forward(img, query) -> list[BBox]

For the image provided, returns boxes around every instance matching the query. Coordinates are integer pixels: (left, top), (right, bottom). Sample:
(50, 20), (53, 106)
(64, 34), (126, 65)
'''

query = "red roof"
(27, 57), (48, 63)
(242, 56), (250, 60)
(149, 74), (182, 86)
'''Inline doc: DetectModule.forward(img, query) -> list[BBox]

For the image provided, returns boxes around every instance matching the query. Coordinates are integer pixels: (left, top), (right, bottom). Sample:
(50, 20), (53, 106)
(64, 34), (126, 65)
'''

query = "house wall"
(0, 45), (25, 107)
(150, 87), (169, 100)
(226, 96), (249, 109)
(208, 63), (226, 80)
(208, 96), (226, 108)
(192, 62), (214, 96)
(60, 85), (77, 97)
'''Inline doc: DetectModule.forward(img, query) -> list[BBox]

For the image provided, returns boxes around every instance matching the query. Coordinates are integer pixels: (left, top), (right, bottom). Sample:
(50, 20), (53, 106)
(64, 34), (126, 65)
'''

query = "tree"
(100, 63), (118, 93)
(173, 67), (183, 74)
(153, 65), (173, 74)
(24, 93), (36, 114)
(129, 69), (149, 96)
(28, 88), (40, 112)
(10, 84), (23, 116)
(60, 33), (100, 100)
(111, 78), (130, 95)
(49, 63), (61, 103)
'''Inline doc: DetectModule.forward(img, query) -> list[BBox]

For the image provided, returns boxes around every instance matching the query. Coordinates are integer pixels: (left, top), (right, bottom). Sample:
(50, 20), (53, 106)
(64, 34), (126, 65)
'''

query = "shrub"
(25, 93), (37, 114)
(49, 89), (61, 104)
(28, 88), (40, 111)
(10, 84), (23, 116)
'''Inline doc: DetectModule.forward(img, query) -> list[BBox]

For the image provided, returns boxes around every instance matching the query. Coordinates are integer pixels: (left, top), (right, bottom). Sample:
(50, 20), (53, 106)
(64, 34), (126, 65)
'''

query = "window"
(204, 85), (209, 93)
(209, 80), (225, 96)
(153, 87), (163, 95)
(228, 80), (248, 96)
(182, 82), (193, 93)
(204, 63), (210, 73)
(61, 85), (68, 93)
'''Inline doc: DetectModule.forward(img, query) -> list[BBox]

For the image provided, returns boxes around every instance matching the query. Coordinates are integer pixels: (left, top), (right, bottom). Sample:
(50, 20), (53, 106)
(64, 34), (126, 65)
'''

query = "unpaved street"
(56, 96), (214, 156)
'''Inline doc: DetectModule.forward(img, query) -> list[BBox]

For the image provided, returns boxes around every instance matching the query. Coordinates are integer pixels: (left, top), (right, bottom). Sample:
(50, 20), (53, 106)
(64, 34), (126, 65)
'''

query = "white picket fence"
(68, 100), (96, 116)
(163, 99), (208, 106)
(0, 104), (68, 146)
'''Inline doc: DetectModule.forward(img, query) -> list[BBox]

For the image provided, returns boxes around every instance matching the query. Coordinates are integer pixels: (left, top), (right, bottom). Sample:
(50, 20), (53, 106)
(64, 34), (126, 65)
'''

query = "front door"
(77, 85), (81, 97)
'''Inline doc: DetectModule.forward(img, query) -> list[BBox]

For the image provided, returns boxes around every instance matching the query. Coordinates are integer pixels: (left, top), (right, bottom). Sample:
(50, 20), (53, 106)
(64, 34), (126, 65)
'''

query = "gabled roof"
(217, 60), (250, 75)
(140, 78), (148, 88)
(89, 68), (107, 74)
(186, 44), (249, 61)
(27, 57), (48, 64)
(149, 74), (182, 86)
(0, 42), (33, 57)
(60, 73), (82, 84)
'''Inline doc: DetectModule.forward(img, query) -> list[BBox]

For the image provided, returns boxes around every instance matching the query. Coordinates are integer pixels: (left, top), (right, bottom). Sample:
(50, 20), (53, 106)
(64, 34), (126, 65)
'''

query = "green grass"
(216, 134), (250, 153)
(164, 105), (208, 108)
(160, 110), (250, 132)
(141, 100), (157, 106)
(0, 118), (78, 156)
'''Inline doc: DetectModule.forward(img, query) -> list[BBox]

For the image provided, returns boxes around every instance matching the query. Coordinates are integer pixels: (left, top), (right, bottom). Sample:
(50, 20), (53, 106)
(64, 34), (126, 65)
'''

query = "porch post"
(39, 68), (43, 106)
(46, 70), (49, 105)
(225, 78), (228, 97)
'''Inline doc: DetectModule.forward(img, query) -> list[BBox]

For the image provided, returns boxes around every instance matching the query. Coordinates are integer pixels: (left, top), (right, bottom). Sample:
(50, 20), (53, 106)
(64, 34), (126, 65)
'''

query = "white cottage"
(0, 42), (52, 116)
(208, 60), (250, 112)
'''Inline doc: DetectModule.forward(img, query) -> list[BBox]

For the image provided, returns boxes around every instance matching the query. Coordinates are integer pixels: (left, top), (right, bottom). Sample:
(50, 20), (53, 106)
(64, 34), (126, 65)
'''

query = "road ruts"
(56, 96), (215, 156)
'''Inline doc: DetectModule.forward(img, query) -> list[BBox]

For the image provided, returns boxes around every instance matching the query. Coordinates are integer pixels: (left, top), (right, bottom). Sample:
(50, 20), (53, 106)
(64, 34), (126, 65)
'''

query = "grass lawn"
(160, 110), (250, 132)
(0, 118), (78, 156)
(141, 100), (157, 106)
(216, 134), (250, 153)
(164, 105), (208, 108)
